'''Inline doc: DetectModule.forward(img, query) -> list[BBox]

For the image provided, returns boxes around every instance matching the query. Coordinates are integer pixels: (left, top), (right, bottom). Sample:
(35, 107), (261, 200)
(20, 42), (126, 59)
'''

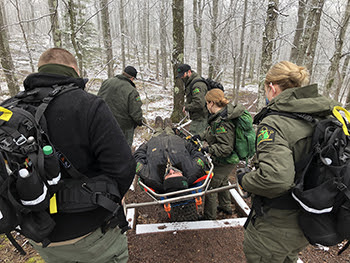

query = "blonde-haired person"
(195, 88), (248, 220)
(237, 61), (339, 262)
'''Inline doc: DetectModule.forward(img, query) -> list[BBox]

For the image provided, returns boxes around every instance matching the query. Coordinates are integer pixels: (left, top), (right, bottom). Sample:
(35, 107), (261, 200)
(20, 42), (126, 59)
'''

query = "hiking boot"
(154, 116), (164, 130)
(217, 206), (233, 215)
(164, 118), (173, 129)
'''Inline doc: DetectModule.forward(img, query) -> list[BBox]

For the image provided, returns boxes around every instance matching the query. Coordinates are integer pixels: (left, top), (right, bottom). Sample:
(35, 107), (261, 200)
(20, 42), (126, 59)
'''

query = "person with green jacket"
(195, 88), (246, 220)
(98, 66), (143, 147)
(177, 64), (208, 134)
(237, 61), (339, 263)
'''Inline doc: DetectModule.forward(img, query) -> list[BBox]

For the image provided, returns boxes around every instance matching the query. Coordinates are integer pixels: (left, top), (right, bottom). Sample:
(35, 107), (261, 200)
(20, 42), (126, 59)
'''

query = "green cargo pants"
(31, 227), (128, 263)
(203, 163), (234, 220)
(243, 209), (309, 263)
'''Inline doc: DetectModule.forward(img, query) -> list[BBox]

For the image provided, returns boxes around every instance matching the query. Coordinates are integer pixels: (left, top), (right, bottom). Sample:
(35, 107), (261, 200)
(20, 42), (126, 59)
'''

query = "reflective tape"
(292, 192), (333, 214)
(20, 185), (48, 206)
(47, 173), (61, 185)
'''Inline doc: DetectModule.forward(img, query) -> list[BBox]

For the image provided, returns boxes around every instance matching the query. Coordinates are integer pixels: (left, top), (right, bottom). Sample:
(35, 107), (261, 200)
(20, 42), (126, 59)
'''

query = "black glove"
(201, 146), (209, 153)
(236, 167), (251, 190)
(192, 134), (201, 141)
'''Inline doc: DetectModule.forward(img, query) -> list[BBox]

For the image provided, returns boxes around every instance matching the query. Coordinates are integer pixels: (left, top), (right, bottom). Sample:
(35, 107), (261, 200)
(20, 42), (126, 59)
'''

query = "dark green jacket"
(184, 72), (208, 120)
(242, 84), (339, 199)
(98, 74), (143, 132)
(202, 103), (246, 164)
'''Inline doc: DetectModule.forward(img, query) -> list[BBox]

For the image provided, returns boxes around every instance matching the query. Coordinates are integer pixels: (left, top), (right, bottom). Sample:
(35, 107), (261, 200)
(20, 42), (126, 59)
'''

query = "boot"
(154, 116), (164, 130)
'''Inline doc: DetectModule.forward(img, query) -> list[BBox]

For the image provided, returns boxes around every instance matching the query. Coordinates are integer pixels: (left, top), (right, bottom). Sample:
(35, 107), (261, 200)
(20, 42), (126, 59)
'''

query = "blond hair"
(265, 61), (310, 90)
(205, 88), (229, 107)
(38, 48), (78, 69)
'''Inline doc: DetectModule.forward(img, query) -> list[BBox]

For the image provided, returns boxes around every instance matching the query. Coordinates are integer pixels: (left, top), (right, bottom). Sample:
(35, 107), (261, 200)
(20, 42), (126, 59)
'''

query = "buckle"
(13, 134), (27, 146)
(337, 183), (347, 192)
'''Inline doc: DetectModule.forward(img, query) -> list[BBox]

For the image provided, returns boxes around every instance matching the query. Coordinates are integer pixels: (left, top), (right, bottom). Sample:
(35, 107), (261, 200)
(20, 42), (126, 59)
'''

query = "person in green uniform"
(237, 61), (338, 263)
(177, 64), (208, 134)
(196, 88), (246, 220)
(98, 66), (143, 147)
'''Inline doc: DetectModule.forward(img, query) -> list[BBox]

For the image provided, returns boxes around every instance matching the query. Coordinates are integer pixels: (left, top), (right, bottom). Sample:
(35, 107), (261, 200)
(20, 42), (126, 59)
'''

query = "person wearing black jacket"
(21, 48), (135, 263)
(134, 117), (207, 193)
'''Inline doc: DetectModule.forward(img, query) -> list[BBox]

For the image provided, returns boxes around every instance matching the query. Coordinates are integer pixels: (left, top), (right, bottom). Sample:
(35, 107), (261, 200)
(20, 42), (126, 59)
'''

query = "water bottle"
(43, 145), (61, 186)
(16, 168), (49, 211)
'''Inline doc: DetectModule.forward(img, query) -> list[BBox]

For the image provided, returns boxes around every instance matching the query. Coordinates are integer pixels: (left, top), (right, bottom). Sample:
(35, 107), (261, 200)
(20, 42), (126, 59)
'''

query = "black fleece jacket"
(21, 70), (135, 241)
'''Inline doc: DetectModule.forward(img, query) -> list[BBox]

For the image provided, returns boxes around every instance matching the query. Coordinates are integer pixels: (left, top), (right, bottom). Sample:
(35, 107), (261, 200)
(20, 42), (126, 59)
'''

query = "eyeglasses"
(165, 166), (182, 176)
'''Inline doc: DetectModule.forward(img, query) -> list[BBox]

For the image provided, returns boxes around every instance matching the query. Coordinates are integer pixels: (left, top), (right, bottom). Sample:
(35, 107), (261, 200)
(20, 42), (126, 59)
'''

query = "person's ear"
(269, 82), (276, 94)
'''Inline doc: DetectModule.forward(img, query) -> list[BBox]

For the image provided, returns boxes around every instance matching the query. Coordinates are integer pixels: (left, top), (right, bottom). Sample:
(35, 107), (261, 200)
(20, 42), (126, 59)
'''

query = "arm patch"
(257, 125), (276, 146)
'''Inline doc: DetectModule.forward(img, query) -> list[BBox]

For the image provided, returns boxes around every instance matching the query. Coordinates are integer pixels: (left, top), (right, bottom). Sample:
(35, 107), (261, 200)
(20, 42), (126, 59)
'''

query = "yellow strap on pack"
(49, 193), (58, 214)
(0, 107), (13, 121)
(333, 106), (350, 136)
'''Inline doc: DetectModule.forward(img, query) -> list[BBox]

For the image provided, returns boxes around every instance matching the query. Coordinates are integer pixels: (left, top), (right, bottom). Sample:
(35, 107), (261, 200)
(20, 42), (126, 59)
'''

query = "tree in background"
(193, 0), (204, 76)
(208, 0), (218, 79)
(323, 0), (350, 98)
(296, 0), (325, 76)
(171, 0), (185, 122)
(100, 0), (114, 78)
(290, 0), (307, 63)
(0, 2), (19, 96)
(48, 0), (62, 47)
(257, 0), (279, 110)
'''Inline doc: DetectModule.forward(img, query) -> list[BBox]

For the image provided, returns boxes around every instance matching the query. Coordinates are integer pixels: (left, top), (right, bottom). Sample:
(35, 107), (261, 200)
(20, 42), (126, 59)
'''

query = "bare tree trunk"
(120, 0), (126, 69)
(13, 0), (35, 72)
(335, 55), (350, 102)
(248, 0), (257, 80)
(48, 0), (62, 47)
(290, 0), (307, 63)
(296, 0), (324, 68)
(67, 0), (84, 76)
(193, 0), (204, 76)
(160, 0), (168, 88)
(208, 0), (218, 79)
(100, 0), (114, 78)
(258, 0), (279, 110)
(0, 3), (19, 96)
(323, 0), (350, 98)
(171, 0), (185, 122)
(234, 0), (248, 104)
(156, 49), (159, 81)
(304, 0), (325, 75)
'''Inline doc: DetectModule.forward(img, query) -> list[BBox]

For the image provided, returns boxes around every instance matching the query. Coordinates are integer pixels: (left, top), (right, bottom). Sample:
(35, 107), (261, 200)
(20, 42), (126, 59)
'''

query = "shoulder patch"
(257, 125), (276, 146)
(215, 125), (227, 134)
(193, 87), (200, 94)
(135, 96), (141, 102)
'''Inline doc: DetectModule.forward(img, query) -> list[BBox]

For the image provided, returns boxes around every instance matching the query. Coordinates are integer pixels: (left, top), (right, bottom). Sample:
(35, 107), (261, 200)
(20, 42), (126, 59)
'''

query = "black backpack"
(258, 107), (350, 253)
(188, 77), (224, 93)
(0, 84), (127, 254)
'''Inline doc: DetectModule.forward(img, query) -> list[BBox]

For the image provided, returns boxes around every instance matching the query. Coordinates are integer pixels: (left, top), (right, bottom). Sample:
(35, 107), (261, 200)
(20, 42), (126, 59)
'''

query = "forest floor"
(1, 89), (350, 262)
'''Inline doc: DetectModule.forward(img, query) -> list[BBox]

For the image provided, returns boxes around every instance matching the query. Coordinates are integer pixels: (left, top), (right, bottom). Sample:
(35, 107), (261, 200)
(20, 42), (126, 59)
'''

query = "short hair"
(265, 61), (310, 91)
(38, 48), (78, 69)
(205, 88), (229, 107)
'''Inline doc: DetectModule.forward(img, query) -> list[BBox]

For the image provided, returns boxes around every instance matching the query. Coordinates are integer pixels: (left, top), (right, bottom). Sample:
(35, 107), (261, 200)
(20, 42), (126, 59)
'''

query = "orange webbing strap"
(195, 197), (202, 210)
(164, 203), (171, 219)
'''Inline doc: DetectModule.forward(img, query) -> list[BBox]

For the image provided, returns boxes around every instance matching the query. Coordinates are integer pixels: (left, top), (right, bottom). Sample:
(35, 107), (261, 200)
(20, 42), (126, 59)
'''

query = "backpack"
(215, 108), (256, 165)
(257, 106), (350, 252)
(188, 77), (224, 93)
(0, 84), (127, 254)
(232, 110), (256, 161)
